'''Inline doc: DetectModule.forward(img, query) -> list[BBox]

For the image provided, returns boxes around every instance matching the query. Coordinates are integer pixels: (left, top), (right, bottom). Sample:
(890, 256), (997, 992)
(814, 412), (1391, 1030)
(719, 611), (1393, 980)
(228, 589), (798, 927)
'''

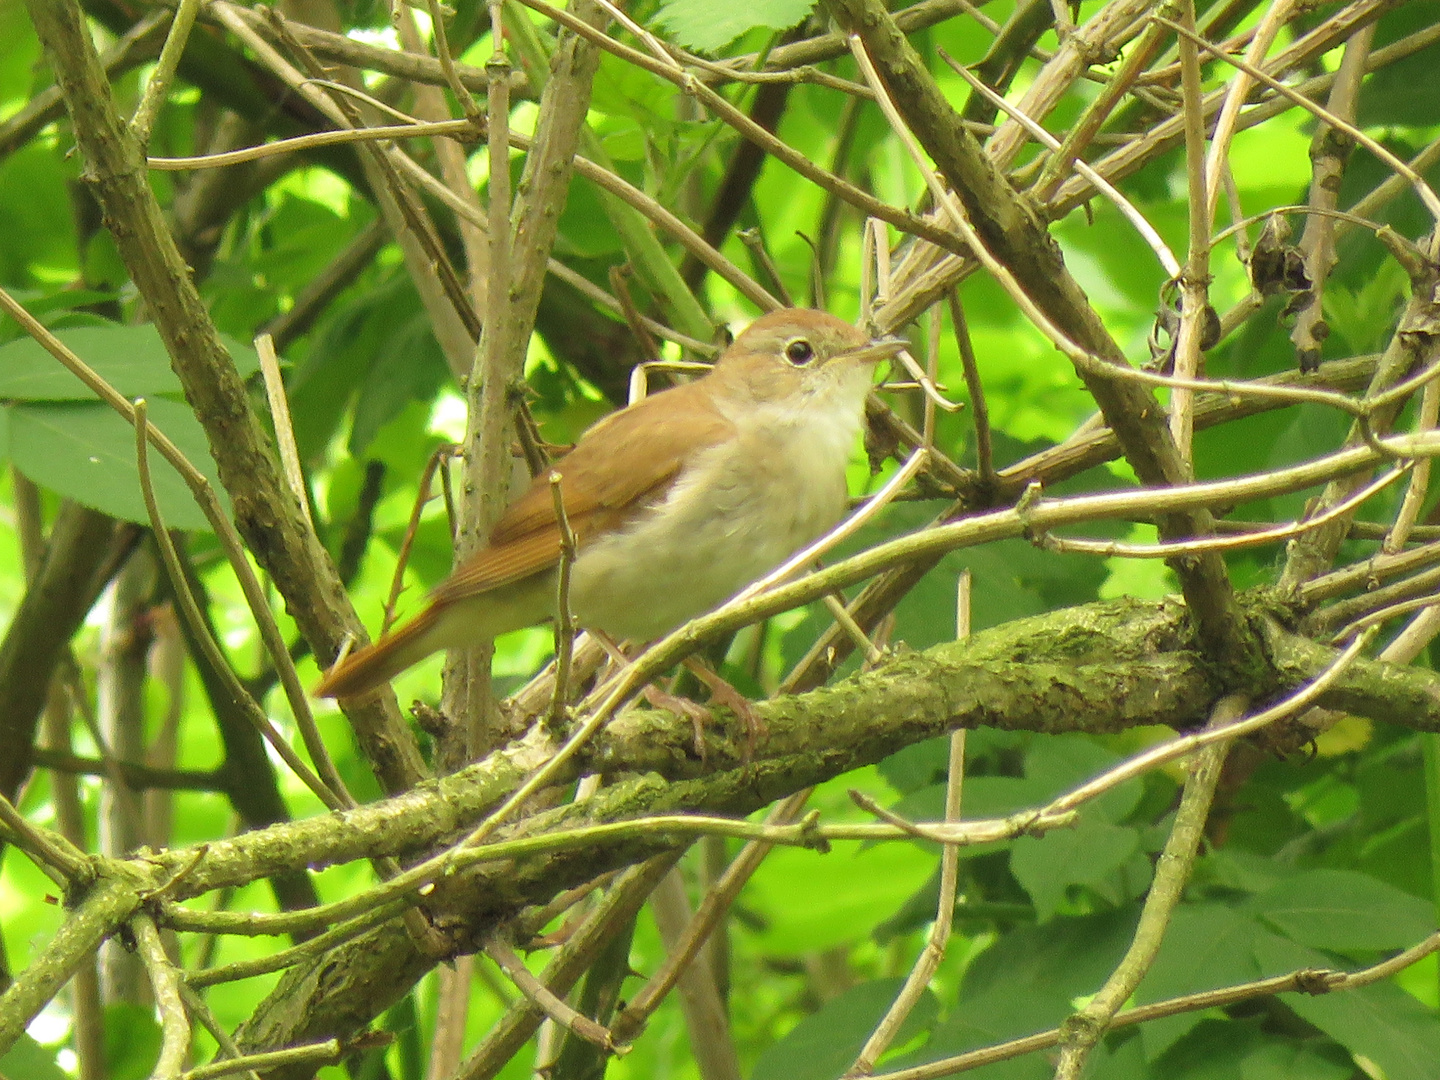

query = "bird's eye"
(785, 339), (815, 365)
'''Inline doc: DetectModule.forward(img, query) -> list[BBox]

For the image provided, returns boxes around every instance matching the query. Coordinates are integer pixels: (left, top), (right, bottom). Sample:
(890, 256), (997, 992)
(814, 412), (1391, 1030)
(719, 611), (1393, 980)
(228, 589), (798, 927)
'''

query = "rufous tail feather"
(314, 605), (450, 698)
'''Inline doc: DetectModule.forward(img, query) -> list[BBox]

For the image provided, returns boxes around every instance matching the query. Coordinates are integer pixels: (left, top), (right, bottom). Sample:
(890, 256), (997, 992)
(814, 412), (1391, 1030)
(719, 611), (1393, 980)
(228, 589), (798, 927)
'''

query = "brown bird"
(315, 308), (903, 699)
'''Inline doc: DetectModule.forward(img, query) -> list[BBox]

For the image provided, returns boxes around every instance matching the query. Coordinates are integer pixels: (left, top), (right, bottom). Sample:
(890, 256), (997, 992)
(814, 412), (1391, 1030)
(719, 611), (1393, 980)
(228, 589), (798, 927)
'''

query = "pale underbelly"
(565, 477), (845, 640)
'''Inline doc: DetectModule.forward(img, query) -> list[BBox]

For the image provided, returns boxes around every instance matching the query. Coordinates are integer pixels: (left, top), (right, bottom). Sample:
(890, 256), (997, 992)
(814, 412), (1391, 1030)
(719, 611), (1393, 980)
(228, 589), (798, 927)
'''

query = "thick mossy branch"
(140, 596), (1440, 902)
(225, 590), (1440, 1067)
(9, 594), (1434, 1068)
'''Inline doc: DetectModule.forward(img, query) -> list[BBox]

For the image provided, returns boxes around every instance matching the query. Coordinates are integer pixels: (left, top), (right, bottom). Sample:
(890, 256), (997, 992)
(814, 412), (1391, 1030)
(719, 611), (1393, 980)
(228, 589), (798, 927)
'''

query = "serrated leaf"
(349, 312), (448, 457)
(0, 323), (260, 401)
(652, 0), (816, 53)
(753, 978), (938, 1080)
(7, 398), (230, 531)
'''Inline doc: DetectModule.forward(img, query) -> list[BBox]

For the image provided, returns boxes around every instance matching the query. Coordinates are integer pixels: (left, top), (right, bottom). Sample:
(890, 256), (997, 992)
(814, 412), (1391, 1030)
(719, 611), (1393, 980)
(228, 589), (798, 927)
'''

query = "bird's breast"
(565, 400), (862, 640)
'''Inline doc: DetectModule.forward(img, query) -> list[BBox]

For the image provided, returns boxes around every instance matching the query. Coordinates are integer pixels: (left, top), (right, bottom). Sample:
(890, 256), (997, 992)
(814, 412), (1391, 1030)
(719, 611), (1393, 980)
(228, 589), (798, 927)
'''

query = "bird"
(314, 308), (904, 699)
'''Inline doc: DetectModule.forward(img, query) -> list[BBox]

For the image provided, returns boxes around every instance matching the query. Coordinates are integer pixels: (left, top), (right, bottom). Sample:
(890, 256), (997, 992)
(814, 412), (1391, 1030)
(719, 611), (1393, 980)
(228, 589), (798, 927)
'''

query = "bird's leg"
(681, 656), (766, 758)
(640, 679), (713, 761)
(637, 658), (763, 761)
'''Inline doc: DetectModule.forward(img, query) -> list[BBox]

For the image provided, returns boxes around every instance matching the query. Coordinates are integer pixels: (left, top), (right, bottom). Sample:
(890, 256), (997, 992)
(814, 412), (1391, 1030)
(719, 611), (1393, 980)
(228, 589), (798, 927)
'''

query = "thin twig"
(947, 292), (994, 489)
(1053, 696), (1239, 1079)
(1385, 378), (1439, 553)
(255, 333), (314, 534)
(180, 1039), (343, 1080)
(128, 0), (201, 146)
(455, 854), (680, 1080)
(382, 444), (454, 634)
(1197, 0), (1296, 229)
(612, 793), (812, 1043)
(1037, 464), (1407, 559)
(132, 399), (345, 810)
(1169, 0), (1211, 463)
(485, 936), (616, 1053)
(846, 571), (971, 1076)
(0, 792), (90, 887)
(424, 0), (484, 126)
(511, 0), (973, 260)
(1159, 12), (1440, 230)
(177, 982), (264, 1080)
(940, 49), (1180, 279)
(1291, 24), (1375, 370)
(550, 472), (578, 728)
(146, 119), (477, 169)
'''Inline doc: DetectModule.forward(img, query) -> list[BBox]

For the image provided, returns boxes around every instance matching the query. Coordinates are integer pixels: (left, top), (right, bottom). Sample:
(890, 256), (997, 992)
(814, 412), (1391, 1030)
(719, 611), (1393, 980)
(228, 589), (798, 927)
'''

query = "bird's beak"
(837, 336), (908, 365)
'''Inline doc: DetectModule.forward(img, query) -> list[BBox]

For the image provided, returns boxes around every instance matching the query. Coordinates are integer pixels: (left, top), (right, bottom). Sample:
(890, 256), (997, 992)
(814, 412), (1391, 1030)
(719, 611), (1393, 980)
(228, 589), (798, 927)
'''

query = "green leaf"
(0, 323), (261, 401)
(753, 978), (938, 1080)
(1247, 868), (1435, 951)
(7, 398), (230, 531)
(0, 0), (41, 111)
(1024, 734), (1144, 824)
(1010, 818), (1141, 921)
(1152, 1019), (1258, 1080)
(879, 737), (952, 794)
(0, 143), (75, 283)
(349, 311), (449, 457)
(1358, 5), (1440, 127)
(104, 1001), (164, 1080)
(652, 0), (816, 53)
(1253, 934), (1440, 1080)
(1238, 1040), (1352, 1080)
(1135, 904), (1267, 1061)
(744, 840), (934, 954)
(0, 1034), (68, 1080)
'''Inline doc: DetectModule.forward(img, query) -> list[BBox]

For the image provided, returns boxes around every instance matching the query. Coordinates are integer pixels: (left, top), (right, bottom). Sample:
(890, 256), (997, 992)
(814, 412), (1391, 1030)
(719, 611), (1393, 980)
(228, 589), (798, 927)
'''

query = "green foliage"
(0, 323), (262, 529)
(652, 0), (817, 53)
(753, 978), (938, 1080)
(2, 3), (1440, 1080)
(0, 1034), (68, 1080)
(7, 397), (229, 530)
(101, 1003), (163, 1080)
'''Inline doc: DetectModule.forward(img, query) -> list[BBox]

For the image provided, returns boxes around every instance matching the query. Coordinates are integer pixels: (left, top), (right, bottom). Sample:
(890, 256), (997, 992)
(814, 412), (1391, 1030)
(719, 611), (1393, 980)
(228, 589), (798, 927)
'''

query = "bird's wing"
(430, 383), (735, 604)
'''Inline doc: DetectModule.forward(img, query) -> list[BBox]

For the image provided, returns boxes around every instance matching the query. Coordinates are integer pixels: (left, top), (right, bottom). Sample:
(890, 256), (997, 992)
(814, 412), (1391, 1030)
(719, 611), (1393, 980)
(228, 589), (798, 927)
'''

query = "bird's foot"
(640, 661), (764, 761)
(682, 657), (766, 759)
(641, 683), (713, 761)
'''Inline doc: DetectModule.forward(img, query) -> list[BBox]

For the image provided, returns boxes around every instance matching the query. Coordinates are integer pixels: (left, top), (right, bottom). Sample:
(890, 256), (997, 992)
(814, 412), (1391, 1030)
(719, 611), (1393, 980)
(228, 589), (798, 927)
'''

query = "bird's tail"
(314, 604), (452, 699)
